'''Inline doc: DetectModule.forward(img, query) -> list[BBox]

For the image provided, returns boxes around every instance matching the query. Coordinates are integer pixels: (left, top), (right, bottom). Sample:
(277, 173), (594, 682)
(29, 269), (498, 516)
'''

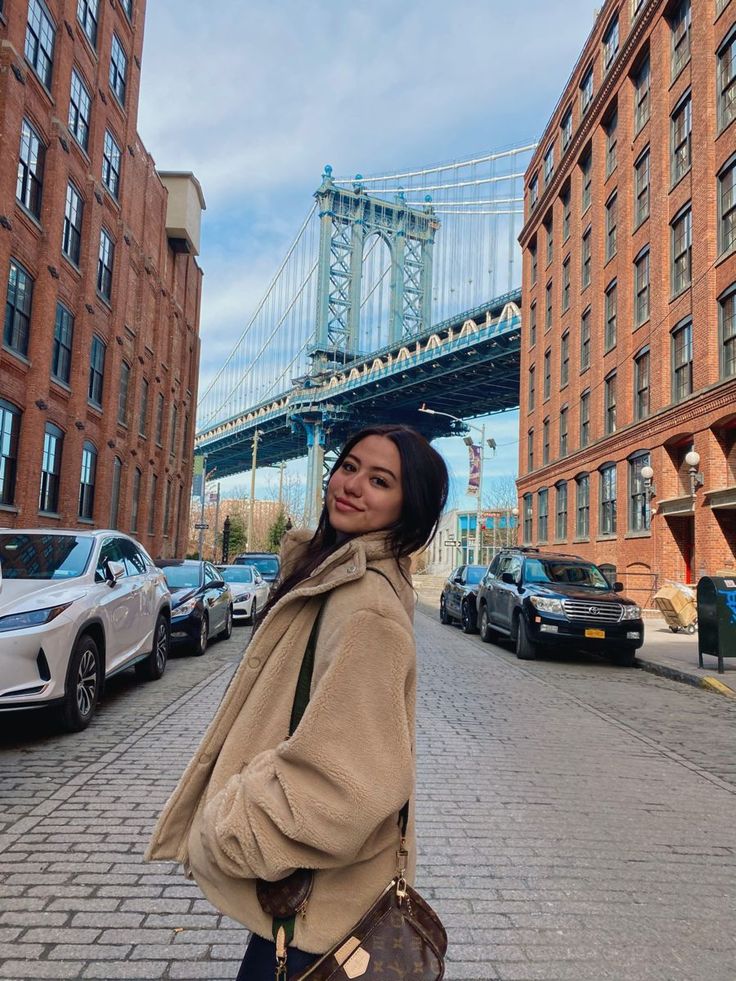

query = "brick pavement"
(0, 613), (735, 980)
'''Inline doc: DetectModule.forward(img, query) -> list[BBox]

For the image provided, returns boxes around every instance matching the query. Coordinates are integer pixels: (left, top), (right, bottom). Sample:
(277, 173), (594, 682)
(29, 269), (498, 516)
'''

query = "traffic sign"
(444, 539), (461, 547)
(194, 522), (209, 530)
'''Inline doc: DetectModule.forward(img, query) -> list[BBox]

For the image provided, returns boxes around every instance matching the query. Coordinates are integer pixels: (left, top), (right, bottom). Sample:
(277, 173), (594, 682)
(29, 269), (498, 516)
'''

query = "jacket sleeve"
(199, 608), (415, 881)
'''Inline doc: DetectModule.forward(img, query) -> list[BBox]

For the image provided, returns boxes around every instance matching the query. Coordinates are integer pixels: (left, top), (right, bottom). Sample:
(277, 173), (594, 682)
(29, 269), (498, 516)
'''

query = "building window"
(671, 205), (692, 295)
(632, 0), (646, 18)
(88, 335), (106, 407)
(51, 302), (74, 384)
(543, 417), (550, 465)
(110, 34), (128, 106)
(605, 280), (617, 351)
(580, 66), (594, 116)
(39, 422), (63, 513)
(68, 69), (92, 151)
(121, 0), (133, 20)
(559, 406), (568, 458)
(544, 348), (551, 399)
(529, 173), (539, 210)
(561, 256), (570, 311)
(148, 473), (158, 536)
(528, 365), (535, 411)
(581, 226), (592, 289)
(634, 247), (650, 326)
(633, 54), (651, 132)
(605, 192), (617, 260)
(635, 148), (650, 225)
(603, 15), (619, 70)
(538, 489), (549, 542)
(580, 390), (590, 447)
(130, 467), (142, 533)
(77, 0), (99, 48)
(139, 377), (149, 436)
(16, 118), (45, 220)
(605, 109), (618, 176)
(523, 494), (533, 543)
(530, 242), (538, 285)
(672, 319), (693, 401)
(97, 229), (115, 302)
(561, 107), (573, 151)
(155, 392), (164, 445)
(169, 404), (178, 457)
(543, 144), (554, 184)
(629, 452), (651, 533)
(561, 330), (570, 386)
(717, 25), (736, 131)
(0, 400), (21, 507)
(102, 130), (122, 198)
(720, 285), (736, 377)
(62, 183), (83, 266)
(556, 482), (568, 540)
(580, 307), (591, 371)
(600, 464), (617, 536)
(527, 429), (534, 472)
(576, 474), (590, 538)
(545, 280), (553, 329)
(3, 260), (34, 357)
(581, 150), (592, 212)
(634, 347), (651, 419)
(110, 456), (122, 528)
(671, 0), (691, 78)
(544, 213), (554, 265)
(561, 184), (571, 240)
(604, 371), (617, 435)
(163, 480), (172, 538)
(529, 301), (537, 346)
(671, 93), (692, 184)
(716, 0), (731, 16)
(718, 156), (736, 255)
(25, 0), (55, 88)
(78, 441), (97, 520)
(118, 360), (131, 425)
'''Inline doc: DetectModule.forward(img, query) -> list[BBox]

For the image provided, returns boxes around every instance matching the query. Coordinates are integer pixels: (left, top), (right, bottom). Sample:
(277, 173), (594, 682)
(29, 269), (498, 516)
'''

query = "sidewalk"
(413, 577), (736, 698)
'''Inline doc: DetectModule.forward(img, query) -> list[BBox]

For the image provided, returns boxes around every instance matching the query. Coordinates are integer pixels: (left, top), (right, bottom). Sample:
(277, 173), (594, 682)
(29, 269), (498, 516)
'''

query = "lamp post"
(247, 430), (262, 550)
(685, 450), (704, 583)
(419, 405), (495, 566)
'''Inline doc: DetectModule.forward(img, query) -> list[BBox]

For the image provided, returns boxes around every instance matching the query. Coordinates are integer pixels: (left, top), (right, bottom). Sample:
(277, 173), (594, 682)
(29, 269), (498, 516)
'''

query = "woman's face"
(326, 435), (403, 536)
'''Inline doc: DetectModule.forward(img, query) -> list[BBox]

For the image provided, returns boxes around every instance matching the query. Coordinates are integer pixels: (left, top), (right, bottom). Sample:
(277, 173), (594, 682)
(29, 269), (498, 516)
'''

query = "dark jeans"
(236, 932), (320, 980)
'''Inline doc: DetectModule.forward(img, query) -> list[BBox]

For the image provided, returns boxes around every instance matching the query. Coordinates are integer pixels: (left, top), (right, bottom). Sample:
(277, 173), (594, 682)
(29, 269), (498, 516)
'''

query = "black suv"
(475, 548), (644, 665)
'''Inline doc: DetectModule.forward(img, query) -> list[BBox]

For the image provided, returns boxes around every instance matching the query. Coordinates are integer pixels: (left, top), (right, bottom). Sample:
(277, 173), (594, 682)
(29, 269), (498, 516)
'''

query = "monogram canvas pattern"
(256, 868), (314, 919)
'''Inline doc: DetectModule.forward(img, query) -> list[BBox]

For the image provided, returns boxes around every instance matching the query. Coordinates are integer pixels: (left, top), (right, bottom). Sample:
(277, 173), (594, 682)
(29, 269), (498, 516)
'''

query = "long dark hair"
(258, 424), (448, 621)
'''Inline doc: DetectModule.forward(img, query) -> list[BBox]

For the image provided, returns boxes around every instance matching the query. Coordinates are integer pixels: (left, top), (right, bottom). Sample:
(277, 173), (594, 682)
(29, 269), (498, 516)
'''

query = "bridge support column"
(303, 419), (326, 528)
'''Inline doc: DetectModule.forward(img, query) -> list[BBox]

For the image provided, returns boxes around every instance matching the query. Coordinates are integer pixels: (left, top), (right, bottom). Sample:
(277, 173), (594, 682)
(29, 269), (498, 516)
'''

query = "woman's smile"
(326, 435), (403, 534)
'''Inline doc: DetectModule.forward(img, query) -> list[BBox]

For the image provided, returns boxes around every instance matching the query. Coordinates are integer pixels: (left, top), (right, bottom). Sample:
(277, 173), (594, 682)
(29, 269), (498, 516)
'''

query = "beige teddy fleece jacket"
(145, 529), (417, 954)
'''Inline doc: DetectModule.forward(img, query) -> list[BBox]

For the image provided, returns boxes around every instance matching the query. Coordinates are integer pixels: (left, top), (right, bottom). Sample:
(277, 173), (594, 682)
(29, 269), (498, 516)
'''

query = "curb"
(635, 656), (736, 698)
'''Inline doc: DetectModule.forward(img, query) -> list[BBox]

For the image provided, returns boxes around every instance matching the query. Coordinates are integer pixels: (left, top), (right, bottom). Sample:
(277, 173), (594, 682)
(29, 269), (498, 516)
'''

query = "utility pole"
(197, 454), (207, 561)
(212, 483), (221, 561)
(278, 461), (285, 510)
(247, 430), (261, 549)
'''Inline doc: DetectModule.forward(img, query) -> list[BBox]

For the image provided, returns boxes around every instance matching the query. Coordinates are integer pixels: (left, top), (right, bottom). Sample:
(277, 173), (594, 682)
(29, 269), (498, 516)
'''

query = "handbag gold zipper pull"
(297, 899), (308, 919)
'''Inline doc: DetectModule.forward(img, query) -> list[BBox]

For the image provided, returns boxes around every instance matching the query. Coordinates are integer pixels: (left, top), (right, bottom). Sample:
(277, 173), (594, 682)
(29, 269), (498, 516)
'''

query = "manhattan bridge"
(195, 142), (536, 521)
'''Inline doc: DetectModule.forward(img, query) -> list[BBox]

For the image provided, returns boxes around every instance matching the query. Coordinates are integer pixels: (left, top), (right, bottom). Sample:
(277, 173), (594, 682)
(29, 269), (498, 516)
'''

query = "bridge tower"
(292, 166), (439, 525)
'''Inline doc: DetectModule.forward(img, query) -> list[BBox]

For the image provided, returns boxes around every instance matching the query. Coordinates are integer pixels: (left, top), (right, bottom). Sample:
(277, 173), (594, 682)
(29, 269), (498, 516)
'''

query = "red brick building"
(0, 0), (204, 557)
(518, 0), (736, 605)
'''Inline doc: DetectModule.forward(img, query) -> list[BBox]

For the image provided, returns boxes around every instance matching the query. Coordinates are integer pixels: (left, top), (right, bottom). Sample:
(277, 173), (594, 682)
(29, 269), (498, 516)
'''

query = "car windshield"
(219, 566), (254, 584)
(524, 558), (610, 589)
(240, 556), (279, 575)
(466, 566), (484, 585)
(161, 565), (201, 589)
(0, 534), (94, 580)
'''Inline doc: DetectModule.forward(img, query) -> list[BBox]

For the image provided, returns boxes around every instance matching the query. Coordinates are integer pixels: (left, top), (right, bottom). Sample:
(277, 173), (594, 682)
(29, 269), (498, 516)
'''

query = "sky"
(137, 0), (598, 512)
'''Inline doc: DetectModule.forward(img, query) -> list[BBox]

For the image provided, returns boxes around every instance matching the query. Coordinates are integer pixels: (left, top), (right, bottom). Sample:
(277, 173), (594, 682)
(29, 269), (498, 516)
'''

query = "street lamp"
(684, 450), (704, 496)
(247, 430), (262, 550)
(419, 404), (494, 566)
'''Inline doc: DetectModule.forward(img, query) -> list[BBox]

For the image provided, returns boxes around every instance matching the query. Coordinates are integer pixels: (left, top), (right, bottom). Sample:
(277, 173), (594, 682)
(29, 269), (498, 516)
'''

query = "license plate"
(585, 628), (605, 639)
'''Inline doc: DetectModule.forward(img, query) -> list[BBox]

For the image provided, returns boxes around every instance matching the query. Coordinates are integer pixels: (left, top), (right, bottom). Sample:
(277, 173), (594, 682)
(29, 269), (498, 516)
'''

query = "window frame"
(562, 254), (570, 311)
(24, 0), (55, 89)
(537, 488), (549, 543)
(580, 65), (594, 117)
(39, 422), (63, 514)
(605, 279), (617, 351)
(581, 225), (592, 289)
(580, 307), (591, 371)
(671, 91), (692, 185)
(3, 259), (34, 358)
(78, 440), (97, 520)
(561, 107), (573, 151)
(605, 108), (618, 176)
(717, 24), (736, 132)
(561, 330), (570, 387)
(555, 481), (568, 540)
(102, 129), (122, 198)
(576, 473), (590, 539)
(634, 346), (651, 420)
(77, 0), (99, 49)
(605, 191), (618, 261)
(719, 283), (736, 378)
(88, 334), (106, 408)
(16, 117), (45, 221)
(109, 33), (128, 107)
(68, 68), (92, 151)
(62, 182), (84, 267)
(97, 228), (115, 302)
(629, 451), (652, 533)
(523, 493), (533, 544)
(580, 389), (591, 448)
(559, 406), (568, 458)
(634, 246), (651, 326)
(51, 302), (74, 385)
(118, 360), (131, 426)
(671, 204), (692, 297)
(542, 416), (550, 466)
(633, 52), (651, 133)
(634, 146), (650, 227)
(599, 463), (617, 537)
(604, 370), (617, 435)
(603, 15), (619, 71)
(670, 0), (691, 80)
(718, 155), (736, 256)
(0, 399), (21, 507)
(671, 318), (693, 401)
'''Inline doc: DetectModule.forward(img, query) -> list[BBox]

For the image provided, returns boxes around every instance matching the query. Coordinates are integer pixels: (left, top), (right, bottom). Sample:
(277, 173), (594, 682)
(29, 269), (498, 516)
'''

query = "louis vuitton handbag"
(257, 584), (447, 980)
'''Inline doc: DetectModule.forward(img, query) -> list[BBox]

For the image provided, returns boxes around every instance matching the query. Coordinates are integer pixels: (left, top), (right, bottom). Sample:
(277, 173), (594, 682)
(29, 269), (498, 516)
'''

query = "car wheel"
(686, 623), (697, 635)
(248, 599), (257, 624)
(439, 596), (451, 625)
(135, 613), (169, 681)
(461, 600), (477, 634)
(192, 615), (208, 657)
(479, 607), (493, 643)
(58, 635), (100, 732)
(669, 625), (680, 633)
(515, 616), (537, 660)
(612, 647), (637, 667)
(219, 605), (233, 640)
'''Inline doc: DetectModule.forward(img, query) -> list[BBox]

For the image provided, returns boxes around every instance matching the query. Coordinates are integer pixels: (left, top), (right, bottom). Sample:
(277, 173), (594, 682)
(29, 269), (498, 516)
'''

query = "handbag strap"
(288, 601), (324, 736)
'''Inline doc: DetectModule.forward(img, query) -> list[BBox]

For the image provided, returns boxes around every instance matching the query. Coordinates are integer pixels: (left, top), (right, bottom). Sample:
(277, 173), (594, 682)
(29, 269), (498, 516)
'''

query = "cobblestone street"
(1, 606), (734, 981)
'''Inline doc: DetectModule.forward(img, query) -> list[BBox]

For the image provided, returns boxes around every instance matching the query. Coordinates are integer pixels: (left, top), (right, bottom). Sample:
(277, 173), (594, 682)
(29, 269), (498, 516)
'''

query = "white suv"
(0, 529), (171, 732)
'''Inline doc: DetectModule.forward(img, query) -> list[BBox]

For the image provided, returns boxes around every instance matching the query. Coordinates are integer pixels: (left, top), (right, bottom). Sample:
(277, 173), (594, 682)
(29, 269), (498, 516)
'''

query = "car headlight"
(621, 605), (642, 620)
(173, 597), (199, 617)
(0, 603), (73, 633)
(529, 596), (564, 614)
(233, 591), (251, 602)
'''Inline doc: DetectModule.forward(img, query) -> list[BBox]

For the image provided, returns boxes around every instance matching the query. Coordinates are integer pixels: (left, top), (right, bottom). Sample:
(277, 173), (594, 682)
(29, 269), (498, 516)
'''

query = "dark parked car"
(475, 548), (644, 665)
(439, 564), (485, 633)
(156, 559), (233, 656)
(233, 551), (281, 583)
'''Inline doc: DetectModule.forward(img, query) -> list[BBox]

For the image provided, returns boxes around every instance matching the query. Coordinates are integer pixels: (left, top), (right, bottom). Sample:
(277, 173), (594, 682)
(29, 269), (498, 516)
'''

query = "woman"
(146, 424), (449, 978)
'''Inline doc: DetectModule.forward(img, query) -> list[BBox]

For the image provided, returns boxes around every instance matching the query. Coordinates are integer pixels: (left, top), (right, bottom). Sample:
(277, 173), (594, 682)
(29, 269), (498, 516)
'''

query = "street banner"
(466, 443), (481, 497)
(192, 455), (206, 498)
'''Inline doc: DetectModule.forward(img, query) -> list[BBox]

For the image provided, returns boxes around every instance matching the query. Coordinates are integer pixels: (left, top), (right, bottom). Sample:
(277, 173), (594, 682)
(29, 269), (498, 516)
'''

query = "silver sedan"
(216, 564), (270, 624)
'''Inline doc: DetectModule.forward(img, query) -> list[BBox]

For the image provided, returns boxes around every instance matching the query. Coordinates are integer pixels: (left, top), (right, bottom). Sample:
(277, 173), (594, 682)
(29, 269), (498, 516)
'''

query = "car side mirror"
(106, 560), (125, 587)
(613, 581), (624, 592)
(211, 579), (226, 589)
(453, 575), (463, 584)
(501, 571), (516, 585)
